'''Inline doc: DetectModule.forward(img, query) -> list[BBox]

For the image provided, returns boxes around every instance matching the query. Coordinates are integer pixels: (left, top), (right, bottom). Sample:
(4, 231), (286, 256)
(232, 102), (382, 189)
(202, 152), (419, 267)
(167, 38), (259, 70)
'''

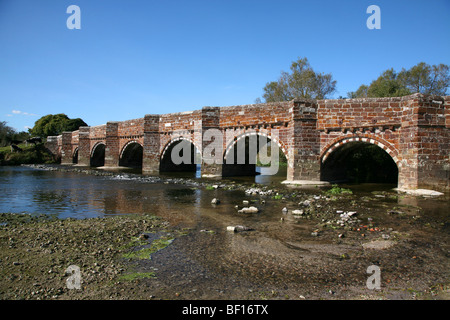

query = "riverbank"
(1, 207), (448, 300)
(0, 213), (171, 299)
(0, 164), (448, 300)
(0, 144), (57, 166)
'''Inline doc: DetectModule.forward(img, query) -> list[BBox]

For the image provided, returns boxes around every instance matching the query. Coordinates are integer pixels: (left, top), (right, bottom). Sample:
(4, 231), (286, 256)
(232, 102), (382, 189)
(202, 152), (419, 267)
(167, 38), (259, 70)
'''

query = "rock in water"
(238, 206), (259, 214)
(227, 225), (254, 232)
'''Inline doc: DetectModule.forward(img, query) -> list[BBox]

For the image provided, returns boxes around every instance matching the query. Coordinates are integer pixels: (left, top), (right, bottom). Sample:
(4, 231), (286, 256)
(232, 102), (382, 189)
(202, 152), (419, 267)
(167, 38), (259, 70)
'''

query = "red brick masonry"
(47, 93), (449, 191)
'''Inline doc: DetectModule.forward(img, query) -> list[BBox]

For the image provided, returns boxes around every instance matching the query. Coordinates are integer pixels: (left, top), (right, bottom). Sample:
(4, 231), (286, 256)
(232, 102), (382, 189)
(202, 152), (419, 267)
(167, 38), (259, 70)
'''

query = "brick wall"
(51, 93), (449, 191)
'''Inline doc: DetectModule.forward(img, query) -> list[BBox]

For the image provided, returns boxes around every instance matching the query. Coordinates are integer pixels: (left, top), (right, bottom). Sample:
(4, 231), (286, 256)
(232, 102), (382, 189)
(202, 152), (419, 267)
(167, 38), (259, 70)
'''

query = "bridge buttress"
(142, 114), (160, 173)
(286, 100), (321, 182)
(77, 126), (91, 166)
(104, 122), (120, 167)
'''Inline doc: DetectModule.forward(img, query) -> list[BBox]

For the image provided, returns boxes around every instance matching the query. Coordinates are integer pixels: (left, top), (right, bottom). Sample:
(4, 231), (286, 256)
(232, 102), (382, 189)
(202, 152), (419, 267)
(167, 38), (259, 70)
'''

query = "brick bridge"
(46, 93), (450, 191)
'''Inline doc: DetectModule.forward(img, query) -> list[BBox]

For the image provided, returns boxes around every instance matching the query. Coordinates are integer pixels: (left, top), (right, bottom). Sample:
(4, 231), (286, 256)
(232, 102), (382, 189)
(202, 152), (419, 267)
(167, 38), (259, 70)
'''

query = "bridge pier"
(104, 122), (120, 167)
(397, 95), (450, 190)
(200, 107), (223, 177)
(77, 126), (91, 166)
(142, 114), (160, 173)
(61, 131), (74, 165)
(286, 100), (321, 182)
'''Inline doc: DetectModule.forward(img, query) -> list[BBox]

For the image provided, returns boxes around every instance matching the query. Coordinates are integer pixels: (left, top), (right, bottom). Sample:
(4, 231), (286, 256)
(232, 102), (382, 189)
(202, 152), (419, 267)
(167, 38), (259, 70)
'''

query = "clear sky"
(1, 0), (449, 131)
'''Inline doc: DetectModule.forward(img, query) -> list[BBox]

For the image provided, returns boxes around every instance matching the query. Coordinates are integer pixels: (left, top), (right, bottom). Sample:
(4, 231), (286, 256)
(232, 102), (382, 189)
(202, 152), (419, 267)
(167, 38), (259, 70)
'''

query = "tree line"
(0, 114), (87, 147)
(259, 57), (449, 102)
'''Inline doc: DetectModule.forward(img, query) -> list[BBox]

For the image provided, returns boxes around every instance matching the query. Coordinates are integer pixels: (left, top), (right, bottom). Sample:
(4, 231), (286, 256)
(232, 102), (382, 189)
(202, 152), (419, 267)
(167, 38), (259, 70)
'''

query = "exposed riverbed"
(0, 164), (448, 300)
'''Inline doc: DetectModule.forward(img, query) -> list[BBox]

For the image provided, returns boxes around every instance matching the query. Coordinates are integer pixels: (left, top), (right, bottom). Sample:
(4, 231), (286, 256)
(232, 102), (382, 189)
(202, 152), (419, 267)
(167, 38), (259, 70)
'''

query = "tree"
(0, 122), (30, 147)
(347, 84), (368, 99)
(366, 68), (411, 98)
(398, 62), (450, 96)
(30, 114), (87, 138)
(348, 62), (450, 98)
(0, 122), (15, 147)
(262, 57), (337, 102)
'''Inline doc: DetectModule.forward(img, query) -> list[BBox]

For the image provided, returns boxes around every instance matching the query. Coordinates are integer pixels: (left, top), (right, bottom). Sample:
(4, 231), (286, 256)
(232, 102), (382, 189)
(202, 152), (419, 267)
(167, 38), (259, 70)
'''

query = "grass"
(326, 184), (353, 195)
(119, 272), (156, 281)
(122, 235), (174, 260)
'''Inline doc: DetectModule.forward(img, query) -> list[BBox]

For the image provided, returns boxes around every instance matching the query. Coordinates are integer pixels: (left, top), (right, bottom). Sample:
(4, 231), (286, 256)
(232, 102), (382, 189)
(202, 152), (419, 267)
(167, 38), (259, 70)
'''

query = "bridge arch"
(223, 131), (289, 162)
(320, 135), (400, 184)
(72, 147), (79, 164)
(90, 142), (106, 167)
(160, 137), (200, 173)
(222, 131), (288, 177)
(119, 141), (143, 168)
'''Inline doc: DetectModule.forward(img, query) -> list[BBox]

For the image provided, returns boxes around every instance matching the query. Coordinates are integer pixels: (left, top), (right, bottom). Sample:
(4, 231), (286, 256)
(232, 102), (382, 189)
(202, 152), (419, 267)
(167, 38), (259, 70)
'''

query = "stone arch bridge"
(46, 93), (450, 191)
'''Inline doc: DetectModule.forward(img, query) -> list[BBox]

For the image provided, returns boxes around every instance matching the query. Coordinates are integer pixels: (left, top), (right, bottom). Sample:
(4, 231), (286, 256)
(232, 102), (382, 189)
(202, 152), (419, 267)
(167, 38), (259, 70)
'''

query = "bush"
(326, 184), (353, 195)
(0, 144), (57, 165)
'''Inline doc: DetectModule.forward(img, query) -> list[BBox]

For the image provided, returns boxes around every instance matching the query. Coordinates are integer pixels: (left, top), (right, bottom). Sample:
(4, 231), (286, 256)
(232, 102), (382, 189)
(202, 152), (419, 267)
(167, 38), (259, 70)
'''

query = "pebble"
(211, 198), (220, 205)
(238, 206), (259, 214)
(227, 225), (253, 232)
(300, 200), (311, 207)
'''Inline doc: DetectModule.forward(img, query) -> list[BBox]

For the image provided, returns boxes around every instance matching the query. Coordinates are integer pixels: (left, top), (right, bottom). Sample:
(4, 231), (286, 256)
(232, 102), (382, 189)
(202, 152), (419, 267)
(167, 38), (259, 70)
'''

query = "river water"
(0, 165), (449, 299)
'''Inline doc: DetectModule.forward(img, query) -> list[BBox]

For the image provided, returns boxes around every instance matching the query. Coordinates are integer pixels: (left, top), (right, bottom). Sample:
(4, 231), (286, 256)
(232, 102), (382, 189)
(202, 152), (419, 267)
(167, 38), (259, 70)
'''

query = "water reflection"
(0, 166), (448, 223)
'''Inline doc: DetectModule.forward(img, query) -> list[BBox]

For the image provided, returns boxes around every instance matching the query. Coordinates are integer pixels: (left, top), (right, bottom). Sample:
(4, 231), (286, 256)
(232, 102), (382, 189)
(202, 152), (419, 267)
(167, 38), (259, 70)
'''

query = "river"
(0, 165), (449, 299)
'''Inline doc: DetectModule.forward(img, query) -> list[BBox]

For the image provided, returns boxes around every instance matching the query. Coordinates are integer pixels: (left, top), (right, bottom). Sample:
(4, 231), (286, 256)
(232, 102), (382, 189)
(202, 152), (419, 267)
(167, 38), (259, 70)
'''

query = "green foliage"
(367, 68), (411, 98)
(256, 145), (287, 167)
(0, 121), (30, 147)
(30, 114), (87, 138)
(0, 144), (57, 165)
(348, 62), (449, 98)
(122, 236), (174, 260)
(119, 272), (156, 281)
(399, 62), (450, 96)
(261, 57), (337, 102)
(326, 185), (353, 195)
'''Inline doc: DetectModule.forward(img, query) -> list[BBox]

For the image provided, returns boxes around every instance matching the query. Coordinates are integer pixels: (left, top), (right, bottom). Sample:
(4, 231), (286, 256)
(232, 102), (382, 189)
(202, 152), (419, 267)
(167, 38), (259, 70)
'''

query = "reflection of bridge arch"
(90, 142), (105, 167)
(119, 141), (143, 168)
(160, 137), (200, 173)
(320, 135), (400, 184)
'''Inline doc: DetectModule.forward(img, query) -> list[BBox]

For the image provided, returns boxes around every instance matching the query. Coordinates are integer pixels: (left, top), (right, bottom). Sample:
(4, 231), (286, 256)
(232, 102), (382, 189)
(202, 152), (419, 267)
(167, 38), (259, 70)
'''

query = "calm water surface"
(1, 165), (448, 233)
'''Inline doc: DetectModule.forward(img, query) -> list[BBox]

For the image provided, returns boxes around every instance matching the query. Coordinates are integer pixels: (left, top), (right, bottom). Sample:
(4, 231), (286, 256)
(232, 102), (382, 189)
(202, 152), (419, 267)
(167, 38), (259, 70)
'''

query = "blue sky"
(1, 0), (449, 132)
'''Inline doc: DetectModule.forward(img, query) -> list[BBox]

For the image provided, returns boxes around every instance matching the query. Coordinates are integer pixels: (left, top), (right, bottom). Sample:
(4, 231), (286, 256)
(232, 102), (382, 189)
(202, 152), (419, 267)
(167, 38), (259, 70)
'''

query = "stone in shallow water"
(362, 240), (395, 250)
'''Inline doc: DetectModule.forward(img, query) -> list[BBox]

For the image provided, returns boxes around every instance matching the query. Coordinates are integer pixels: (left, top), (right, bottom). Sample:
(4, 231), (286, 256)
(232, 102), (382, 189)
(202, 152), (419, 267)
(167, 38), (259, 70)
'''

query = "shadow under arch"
(72, 147), (79, 164)
(160, 138), (201, 173)
(320, 140), (399, 185)
(90, 142), (105, 167)
(222, 132), (288, 177)
(119, 141), (143, 168)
